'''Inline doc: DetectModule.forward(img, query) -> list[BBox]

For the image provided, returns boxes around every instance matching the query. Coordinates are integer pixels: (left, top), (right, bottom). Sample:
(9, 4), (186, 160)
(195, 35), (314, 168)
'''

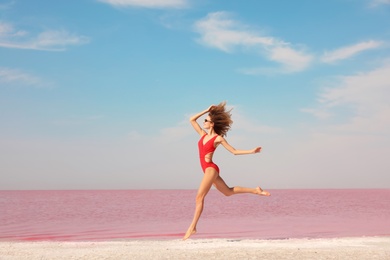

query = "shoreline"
(1, 236), (389, 260)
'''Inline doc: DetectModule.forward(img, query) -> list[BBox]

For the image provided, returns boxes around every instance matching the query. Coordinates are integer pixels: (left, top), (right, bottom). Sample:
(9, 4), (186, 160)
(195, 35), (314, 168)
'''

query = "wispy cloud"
(369, 0), (390, 7)
(232, 109), (283, 135)
(98, 0), (188, 9)
(319, 65), (389, 110)
(303, 63), (390, 134)
(194, 12), (313, 74)
(300, 108), (332, 120)
(321, 40), (383, 63)
(0, 67), (53, 88)
(0, 21), (89, 51)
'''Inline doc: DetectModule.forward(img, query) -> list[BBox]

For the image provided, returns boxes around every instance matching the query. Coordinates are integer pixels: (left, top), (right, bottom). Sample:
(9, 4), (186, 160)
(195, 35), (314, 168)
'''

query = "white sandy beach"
(1, 237), (389, 260)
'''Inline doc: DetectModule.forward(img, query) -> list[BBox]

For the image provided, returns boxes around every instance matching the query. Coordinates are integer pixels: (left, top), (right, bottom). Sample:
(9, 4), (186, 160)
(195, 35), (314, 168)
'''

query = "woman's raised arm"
(189, 105), (214, 136)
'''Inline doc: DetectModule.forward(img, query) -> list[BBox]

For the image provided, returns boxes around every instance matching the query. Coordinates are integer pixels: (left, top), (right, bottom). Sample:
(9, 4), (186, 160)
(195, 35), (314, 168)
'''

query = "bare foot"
(256, 187), (271, 196)
(183, 228), (197, 240)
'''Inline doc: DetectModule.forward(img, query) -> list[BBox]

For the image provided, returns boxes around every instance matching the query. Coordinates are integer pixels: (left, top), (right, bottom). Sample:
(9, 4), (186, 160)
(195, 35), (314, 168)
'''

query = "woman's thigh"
(213, 176), (232, 196)
(196, 168), (219, 198)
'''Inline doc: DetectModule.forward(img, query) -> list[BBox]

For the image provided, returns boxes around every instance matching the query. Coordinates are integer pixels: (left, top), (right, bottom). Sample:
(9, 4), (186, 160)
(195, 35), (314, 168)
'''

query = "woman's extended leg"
(213, 175), (270, 196)
(183, 168), (219, 240)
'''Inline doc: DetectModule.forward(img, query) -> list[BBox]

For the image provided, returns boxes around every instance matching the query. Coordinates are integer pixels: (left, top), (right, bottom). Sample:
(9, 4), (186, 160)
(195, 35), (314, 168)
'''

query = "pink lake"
(0, 189), (389, 241)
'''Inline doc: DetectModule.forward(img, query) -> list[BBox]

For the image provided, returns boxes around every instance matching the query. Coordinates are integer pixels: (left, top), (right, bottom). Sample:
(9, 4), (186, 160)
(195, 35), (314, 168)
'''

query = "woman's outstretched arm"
(218, 136), (261, 155)
(189, 105), (214, 136)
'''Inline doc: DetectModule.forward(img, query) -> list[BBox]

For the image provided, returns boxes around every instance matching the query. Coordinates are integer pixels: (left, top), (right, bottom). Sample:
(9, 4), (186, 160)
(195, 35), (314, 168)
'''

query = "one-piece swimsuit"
(198, 134), (219, 173)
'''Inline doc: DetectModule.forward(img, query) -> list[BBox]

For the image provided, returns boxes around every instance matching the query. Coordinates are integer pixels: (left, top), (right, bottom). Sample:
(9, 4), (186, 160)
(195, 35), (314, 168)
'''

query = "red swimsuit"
(198, 134), (219, 173)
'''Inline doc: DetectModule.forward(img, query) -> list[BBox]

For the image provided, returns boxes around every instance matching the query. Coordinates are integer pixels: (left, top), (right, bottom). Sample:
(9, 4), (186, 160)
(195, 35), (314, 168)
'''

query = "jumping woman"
(183, 102), (271, 240)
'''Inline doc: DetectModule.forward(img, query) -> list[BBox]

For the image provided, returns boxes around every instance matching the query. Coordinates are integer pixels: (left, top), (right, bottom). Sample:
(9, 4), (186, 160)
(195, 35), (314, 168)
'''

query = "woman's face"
(203, 116), (213, 129)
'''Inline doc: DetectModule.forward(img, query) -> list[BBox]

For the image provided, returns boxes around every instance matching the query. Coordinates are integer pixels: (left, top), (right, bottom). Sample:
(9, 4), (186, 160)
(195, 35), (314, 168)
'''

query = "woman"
(183, 102), (270, 240)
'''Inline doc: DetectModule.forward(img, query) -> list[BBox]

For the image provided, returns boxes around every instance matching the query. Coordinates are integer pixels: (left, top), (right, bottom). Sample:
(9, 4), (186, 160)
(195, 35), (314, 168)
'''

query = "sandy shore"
(1, 237), (389, 260)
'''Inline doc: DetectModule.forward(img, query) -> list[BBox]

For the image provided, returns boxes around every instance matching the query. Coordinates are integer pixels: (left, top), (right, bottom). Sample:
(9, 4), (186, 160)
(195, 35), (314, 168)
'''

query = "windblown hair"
(209, 101), (233, 137)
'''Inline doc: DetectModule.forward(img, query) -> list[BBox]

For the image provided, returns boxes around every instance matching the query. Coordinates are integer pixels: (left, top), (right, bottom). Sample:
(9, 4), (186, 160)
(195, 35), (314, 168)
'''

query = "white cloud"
(303, 63), (390, 134)
(294, 64), (390, 189)
(0, 21), (25, 37)
(269, 46), (313, 72)
(0, 67), (52, 88)
(194, 12), (313, 74)
(321, 40), (383, 63)
(194, 12), (275, 52)
(369, 0), (390, 7)
(0, 21), (89, 51)
(98, 0), (188, 9)
(300, 108), (332, 119)
(194, 13), (383, 72)
(231, 109), (283, 135)
(320, 65), (389, 111)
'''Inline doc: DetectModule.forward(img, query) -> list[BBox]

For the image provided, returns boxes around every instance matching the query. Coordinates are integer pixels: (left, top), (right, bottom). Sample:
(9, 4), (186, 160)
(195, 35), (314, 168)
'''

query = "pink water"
(0, 189), (389, 241)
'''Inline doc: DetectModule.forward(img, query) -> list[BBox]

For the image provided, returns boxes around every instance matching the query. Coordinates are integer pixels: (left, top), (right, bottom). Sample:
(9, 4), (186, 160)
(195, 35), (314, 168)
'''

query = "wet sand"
(1, 237), (389, 259)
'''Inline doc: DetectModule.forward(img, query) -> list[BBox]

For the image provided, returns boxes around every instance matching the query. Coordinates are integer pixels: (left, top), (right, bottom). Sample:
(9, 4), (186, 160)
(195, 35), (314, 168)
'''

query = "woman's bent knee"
(223, 189), (234, 196)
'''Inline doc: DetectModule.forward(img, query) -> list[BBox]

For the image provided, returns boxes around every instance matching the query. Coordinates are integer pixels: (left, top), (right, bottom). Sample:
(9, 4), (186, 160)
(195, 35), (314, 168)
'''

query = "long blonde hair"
(209, 101), (233, 137)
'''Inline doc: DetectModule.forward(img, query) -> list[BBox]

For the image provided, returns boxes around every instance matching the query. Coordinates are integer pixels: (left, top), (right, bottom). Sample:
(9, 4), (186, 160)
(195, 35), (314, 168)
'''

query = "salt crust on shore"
(1, 237), (389, 260)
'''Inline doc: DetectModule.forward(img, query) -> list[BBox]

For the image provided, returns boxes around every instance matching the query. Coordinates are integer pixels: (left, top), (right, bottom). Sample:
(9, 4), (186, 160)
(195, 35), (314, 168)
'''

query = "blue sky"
(1, 0), (389, 189)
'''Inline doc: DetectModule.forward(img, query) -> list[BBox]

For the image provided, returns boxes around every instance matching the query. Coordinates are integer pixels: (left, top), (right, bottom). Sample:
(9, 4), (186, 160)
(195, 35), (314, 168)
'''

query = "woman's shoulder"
(215, 135), (225, 142)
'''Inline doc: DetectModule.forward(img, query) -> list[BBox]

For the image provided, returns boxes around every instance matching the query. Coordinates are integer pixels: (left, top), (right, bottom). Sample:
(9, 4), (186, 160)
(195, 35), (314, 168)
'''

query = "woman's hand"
(207, 105), (216, 112)
(253, 147), (262, 153)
